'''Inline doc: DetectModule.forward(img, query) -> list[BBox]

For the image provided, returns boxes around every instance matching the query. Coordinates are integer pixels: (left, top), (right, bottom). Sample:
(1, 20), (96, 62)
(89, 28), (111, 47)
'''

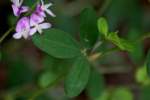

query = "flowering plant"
(0, 0), (150, 100)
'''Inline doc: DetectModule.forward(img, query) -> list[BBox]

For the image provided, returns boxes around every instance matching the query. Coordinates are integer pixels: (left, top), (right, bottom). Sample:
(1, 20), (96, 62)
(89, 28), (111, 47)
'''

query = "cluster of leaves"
(32, 6), (136, 98)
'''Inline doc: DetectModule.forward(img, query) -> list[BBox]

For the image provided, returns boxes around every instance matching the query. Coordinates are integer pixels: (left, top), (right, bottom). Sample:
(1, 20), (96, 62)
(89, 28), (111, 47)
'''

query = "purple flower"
(30, 12), (44, 26)
(35, 0), (56, 18)
(11, 0), (29, 16)
(13, 17), (30, 39)
(29, 13), (51, 35)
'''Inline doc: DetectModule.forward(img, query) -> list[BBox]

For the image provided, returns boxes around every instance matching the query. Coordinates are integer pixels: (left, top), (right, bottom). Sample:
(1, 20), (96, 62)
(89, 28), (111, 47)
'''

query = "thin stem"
(0, 27), (14, 44)
(89, 47), (119, 62)
(28, 74), (65, 100)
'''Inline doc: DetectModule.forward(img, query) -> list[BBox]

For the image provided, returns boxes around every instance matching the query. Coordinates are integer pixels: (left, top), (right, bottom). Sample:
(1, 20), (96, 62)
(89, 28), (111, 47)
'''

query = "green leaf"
(32, 28), (81, 58)
(38, 71), (58, 88)
(38, 55), (73, 88)
(141, 86), (150, 100)
(80, 7), (99, 48)
(96, 88), (133, 100)
(146, 50), (150, 77)
(135, 65), (150, 85)
(65, 56), (90, 97)
(97, 17), (109, 36)
(107, 32), (134, 52)
(86, 69), (105, 100)
(111, 88), (133, 100)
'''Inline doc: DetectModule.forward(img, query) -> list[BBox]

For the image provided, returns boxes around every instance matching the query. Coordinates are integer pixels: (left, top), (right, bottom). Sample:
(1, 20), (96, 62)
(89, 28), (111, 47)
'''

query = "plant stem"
(89, 47), (119, 62)
(0, 27), (14, 44)
(28, 74), (64, 100)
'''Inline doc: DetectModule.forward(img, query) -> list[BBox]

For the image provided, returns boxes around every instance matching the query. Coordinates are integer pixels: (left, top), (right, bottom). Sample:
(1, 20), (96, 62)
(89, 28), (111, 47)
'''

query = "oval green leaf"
(80, 7), (99, 48)
(65, 56), (90, 97)
(97, 17), (108, 36)
(32, 28), (81, 58)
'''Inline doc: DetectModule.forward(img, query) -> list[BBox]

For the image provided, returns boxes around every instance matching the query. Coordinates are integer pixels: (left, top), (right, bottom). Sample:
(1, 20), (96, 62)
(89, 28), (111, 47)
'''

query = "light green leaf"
(97, 17), (109, 36)
(38, 71), (58, 88)
(96, 88), (133, 100)
(107, 32), (134, 52)
(65, 56), (90, 97)
(80, 7), (99, 48)
(32, 28), (81, 58)
(111, 88), (133, 100)
(135, 65), (150, 85)
(146, 50), (150, 77)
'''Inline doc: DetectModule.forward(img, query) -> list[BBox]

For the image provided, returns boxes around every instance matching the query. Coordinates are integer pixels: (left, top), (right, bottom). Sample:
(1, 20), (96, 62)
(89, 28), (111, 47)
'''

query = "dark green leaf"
(32, 28), (81, 58)
(86, 69), (105, 100)
(141, 86), (150, 100)
(65, 56), (90, 97)
(80, 7), (99, 48)
(97, 17), (109, 36)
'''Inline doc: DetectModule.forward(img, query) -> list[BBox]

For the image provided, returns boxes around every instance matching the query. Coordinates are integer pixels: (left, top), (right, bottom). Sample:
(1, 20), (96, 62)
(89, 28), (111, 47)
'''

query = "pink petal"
(13, 32), (22, 39)
(20, 6), (29, 13)
(45, 9), (56, 17)
(36, 4), (46, 17)
(30, 13), (44, 26)
(12, 4), (19, 16)
(16, 17), (30, 32)
(39, 23), (51, 29)
(29, 28), (37, 36)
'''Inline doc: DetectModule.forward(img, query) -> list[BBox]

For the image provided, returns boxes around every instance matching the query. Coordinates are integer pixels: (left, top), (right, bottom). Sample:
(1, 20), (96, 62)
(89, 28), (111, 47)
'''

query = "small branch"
(0, 27), (14, 44)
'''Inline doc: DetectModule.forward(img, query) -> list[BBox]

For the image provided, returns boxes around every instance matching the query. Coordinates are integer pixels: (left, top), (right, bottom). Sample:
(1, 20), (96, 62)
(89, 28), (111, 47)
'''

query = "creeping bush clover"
(0, 0), (150, 100)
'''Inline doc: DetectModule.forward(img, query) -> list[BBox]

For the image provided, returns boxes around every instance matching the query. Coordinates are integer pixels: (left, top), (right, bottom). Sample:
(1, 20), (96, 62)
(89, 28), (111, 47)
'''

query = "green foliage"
(38, 55), (72, 88)
(80, 7), (99, 48)
(86, 69), (105, 100)
(38, 71), (58, 88)
(97, 17), (109, 36)
(7, 57), (33, 87)
(97, 88), (133, 100)
(32, 28), (81, 58)
(141, 86), (150, 100)
(111, 88), (133, 100)
(97, 17), (135, 52)
(107, 32), (135, 52)
(65, 56), (90, 97)
(136, 65), (150, 86)
(146, 50), (150, 77)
